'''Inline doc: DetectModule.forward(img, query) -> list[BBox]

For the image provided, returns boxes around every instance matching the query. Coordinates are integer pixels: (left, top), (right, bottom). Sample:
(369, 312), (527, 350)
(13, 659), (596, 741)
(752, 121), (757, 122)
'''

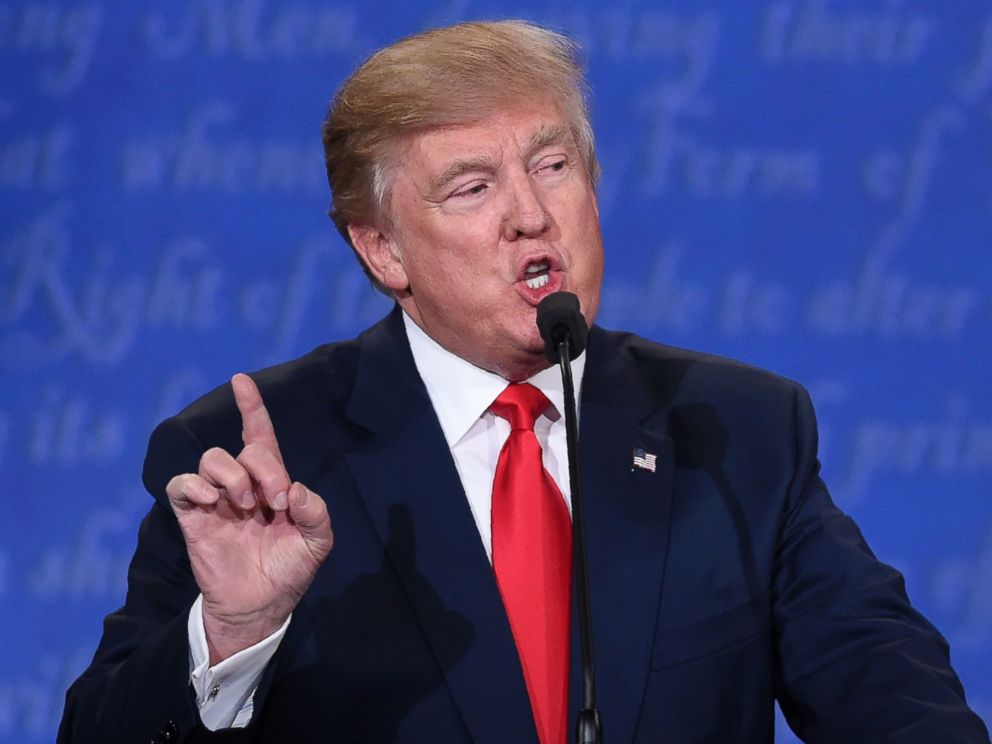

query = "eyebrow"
(428, 123), (572, 193)
(525, 123), (570, 156)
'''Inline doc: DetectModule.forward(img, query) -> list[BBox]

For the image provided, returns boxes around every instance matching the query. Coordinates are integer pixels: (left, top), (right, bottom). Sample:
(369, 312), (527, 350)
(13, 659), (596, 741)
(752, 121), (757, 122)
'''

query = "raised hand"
(165, 373), (334, 664)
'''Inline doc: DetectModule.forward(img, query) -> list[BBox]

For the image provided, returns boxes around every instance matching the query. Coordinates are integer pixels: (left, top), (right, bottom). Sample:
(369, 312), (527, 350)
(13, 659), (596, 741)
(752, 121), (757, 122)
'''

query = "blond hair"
(321, 20), (598, 291)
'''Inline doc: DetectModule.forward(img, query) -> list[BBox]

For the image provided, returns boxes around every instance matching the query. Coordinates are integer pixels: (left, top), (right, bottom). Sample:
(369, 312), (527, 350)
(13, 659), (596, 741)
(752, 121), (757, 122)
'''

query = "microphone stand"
(555, 335), (602, 744)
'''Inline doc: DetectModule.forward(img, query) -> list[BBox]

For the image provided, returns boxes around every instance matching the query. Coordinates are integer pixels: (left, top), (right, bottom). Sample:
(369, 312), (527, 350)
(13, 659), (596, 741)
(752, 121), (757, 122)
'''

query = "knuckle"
(201, 447), (232, 469)
(262, 470), (290, 493)
(204, 455), (248, 488)
(165, 474), (187, 500)
(166, 474), (204, 513)
(238, 442), (266, 462)
(239, 444), (285, 483)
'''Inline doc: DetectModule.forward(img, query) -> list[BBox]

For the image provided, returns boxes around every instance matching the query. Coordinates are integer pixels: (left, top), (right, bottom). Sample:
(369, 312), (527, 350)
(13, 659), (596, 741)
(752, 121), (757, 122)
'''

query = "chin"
(515, 325), (547, 355)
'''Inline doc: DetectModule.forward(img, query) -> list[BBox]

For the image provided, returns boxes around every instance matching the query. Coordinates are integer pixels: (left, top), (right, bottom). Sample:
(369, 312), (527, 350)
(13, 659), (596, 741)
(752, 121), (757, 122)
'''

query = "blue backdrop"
(2, 1), (991, 741)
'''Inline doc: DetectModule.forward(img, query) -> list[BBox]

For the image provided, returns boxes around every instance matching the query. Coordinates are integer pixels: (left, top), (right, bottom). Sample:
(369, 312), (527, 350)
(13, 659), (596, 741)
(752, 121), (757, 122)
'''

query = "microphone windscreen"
(536, 292), (588, 363)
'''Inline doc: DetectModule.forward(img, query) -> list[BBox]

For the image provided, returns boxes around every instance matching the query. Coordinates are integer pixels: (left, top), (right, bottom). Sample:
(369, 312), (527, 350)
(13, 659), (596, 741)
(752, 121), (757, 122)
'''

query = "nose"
(502, 170), (551, 241)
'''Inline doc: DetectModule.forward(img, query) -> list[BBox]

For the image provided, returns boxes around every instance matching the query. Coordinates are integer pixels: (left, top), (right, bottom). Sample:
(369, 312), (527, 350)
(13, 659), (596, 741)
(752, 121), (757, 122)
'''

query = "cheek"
(430, 236), (502, 289)
(569, 213), (604, 270)
(407, 246), (493, 311)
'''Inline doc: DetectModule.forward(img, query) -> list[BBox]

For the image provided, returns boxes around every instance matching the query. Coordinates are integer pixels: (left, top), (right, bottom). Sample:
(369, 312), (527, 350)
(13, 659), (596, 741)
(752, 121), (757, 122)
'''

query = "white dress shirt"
(189, 311), (586, 729)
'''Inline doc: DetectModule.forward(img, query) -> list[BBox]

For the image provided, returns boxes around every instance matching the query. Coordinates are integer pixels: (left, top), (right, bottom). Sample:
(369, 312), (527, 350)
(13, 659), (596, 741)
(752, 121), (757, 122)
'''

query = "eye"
(450, 181), (489, 199)
(535, 157), (569, 176)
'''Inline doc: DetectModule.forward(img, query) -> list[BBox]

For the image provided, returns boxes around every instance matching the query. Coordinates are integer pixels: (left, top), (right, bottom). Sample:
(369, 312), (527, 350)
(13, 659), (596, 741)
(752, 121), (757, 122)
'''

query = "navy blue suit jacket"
(59, 307), (989, 743)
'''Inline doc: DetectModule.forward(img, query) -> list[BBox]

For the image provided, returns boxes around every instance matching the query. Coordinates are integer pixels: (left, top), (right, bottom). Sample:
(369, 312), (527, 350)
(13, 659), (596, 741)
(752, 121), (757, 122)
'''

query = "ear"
(347, 223), (409, 292)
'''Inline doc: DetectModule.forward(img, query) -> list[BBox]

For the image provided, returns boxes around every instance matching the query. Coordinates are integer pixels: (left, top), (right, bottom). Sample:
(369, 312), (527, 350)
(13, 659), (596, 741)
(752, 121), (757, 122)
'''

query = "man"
(59, 20), (988, 744)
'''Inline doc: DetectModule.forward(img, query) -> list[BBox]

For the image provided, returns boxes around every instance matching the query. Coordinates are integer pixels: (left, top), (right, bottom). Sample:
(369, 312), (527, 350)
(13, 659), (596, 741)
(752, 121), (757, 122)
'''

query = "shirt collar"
(403, 311), (587, 448)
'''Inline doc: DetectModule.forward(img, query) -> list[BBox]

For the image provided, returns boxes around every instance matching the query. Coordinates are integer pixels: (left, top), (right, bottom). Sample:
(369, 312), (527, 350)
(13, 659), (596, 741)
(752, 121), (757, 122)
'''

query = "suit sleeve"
(771, 384), (990, 743)
(57, 417), (255, 744)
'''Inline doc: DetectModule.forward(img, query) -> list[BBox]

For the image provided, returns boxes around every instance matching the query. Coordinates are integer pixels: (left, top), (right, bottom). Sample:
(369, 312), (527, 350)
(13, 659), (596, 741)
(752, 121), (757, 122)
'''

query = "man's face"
(356, 98), (605, 381)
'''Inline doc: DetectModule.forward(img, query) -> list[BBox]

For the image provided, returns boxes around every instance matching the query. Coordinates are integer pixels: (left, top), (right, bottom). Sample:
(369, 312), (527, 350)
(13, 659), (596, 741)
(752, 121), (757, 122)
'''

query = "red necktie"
(490, 383), (572, 744)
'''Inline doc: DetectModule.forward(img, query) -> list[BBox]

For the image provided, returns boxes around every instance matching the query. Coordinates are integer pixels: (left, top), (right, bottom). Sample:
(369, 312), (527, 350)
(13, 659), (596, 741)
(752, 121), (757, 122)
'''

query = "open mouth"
(523, 260), (551, 290)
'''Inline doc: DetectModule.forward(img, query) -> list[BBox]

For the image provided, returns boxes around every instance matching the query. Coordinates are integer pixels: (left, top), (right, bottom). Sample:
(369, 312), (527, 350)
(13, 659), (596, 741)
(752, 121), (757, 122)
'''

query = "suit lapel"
(572, 327), (675, 744)
(344, 308), (538, 744)
(342, 312), (675, 744)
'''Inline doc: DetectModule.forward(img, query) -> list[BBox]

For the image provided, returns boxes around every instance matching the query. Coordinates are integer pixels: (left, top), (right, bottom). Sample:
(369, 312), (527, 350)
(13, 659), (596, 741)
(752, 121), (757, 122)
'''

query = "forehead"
(399, 100), (573, 175)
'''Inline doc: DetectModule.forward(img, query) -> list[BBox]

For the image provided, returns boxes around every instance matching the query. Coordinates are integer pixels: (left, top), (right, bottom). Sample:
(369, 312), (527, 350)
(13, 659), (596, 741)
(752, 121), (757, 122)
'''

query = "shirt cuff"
(187, 594), (291, 730)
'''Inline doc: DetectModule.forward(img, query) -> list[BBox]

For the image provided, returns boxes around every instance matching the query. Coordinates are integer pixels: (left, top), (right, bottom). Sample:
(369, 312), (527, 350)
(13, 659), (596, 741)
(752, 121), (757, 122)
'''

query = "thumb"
(288, 482), (334, 555)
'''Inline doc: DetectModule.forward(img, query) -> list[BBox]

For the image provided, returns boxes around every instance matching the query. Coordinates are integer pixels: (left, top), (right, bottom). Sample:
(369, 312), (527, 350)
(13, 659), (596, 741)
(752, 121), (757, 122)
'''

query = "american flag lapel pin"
(632, 447), (657, 473)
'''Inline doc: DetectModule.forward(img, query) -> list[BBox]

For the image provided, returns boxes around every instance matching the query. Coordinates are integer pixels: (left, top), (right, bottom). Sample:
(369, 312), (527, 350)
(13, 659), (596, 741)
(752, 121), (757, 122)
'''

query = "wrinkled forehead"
(391, 100), (576, 179)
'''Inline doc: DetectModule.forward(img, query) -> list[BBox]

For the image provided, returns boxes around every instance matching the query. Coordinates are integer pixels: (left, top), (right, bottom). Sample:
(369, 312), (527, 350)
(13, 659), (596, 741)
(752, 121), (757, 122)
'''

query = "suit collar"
(401, 309), (588, 448)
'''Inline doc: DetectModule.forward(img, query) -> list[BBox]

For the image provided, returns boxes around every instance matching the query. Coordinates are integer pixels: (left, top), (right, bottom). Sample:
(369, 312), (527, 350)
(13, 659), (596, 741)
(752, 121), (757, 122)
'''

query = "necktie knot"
(490, 383), (552, 431)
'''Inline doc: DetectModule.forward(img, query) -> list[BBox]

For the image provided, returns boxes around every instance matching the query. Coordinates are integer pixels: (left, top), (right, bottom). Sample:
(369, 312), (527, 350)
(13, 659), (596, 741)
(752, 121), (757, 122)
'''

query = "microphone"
(536, 291), (588, 363)
(536, 292), (602, 744)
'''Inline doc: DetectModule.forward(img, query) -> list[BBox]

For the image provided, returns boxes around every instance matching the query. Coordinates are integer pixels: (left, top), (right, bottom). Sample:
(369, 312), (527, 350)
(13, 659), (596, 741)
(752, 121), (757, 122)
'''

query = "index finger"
(231, 373), (284, 465)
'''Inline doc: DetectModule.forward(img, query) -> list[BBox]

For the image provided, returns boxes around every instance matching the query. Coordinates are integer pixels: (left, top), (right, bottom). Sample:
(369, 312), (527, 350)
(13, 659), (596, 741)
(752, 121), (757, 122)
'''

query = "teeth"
(525, 261), (550, 275)
(525, 273), (550, 290)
